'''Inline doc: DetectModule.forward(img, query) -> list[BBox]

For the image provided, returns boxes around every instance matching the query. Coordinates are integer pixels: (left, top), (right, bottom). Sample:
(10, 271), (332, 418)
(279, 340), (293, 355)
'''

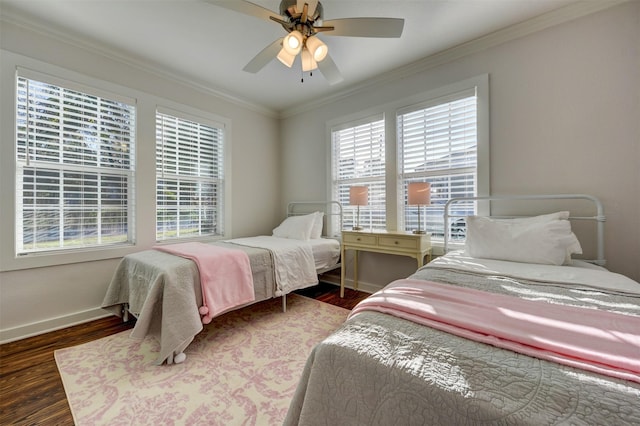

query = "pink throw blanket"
(349, 279), (640, 383)
(154, 243), (255, 324)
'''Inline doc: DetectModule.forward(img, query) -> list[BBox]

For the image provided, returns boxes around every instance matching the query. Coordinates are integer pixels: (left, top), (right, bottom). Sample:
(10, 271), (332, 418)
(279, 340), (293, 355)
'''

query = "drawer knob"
(394, 241), (399, 244)
(356, 238), (361, 241)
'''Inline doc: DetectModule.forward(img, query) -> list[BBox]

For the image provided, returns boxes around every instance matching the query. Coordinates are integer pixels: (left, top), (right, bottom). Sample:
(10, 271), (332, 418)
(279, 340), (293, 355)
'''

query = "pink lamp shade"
(408, 182), (431, 205)
(349, 186), (369, 206)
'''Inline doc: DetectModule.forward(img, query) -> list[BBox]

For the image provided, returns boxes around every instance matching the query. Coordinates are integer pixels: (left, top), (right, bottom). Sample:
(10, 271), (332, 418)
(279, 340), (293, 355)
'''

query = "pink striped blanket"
(349, 279), (640, 383)
(155, 243), (255, 324)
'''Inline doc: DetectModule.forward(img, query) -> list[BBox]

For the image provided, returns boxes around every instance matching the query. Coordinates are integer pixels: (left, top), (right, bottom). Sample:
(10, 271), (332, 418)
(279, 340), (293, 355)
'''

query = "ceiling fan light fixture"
(306, 35), (328, 62)
(276, 47), (295, 67)
(301, 48), (317, 72)
(217, 0), (404, 84)
(283, 30), (303, 55)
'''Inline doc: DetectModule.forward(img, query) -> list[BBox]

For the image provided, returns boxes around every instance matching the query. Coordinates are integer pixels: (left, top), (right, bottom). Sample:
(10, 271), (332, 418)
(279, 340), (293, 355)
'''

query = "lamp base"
(352, 226), (364, 231)
(412, 230), (426, 234)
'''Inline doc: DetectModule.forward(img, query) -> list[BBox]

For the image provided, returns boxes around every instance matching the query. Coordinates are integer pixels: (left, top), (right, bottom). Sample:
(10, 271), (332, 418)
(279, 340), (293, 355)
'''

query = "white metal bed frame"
(443, 194), (606, 266)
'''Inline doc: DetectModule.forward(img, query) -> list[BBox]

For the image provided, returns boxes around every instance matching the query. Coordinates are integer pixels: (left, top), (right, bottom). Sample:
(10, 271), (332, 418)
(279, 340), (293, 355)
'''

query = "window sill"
(1, 244), (139, 272)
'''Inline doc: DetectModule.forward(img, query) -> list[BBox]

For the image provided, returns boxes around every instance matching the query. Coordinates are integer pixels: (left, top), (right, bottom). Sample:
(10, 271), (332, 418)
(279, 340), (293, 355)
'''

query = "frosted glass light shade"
(276, 47), (295, 68)
(301, 48), (318, 72)
(306, 36), (328, 62)
(283, 31), (303, 55)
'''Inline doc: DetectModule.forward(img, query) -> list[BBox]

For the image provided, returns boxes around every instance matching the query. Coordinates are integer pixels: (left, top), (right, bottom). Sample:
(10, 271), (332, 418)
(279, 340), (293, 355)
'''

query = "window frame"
(0, 59), (143, 271)
(15, 68), (137, 256)
(155, 106), (227, 242)
(398, 88), (480, 242)
(330, 113), (386, 233)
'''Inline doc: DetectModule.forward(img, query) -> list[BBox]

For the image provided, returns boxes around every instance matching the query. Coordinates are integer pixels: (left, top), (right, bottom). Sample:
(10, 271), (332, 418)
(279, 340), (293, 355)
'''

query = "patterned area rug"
(55, 294), (349, 425)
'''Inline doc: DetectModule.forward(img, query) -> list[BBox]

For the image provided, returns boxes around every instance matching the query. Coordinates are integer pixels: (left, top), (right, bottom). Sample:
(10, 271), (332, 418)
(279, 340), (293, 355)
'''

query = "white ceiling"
(1, 0), (585, 114)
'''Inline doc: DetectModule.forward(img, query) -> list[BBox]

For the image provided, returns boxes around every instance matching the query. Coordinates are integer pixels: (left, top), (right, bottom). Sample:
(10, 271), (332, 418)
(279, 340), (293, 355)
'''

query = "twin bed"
(285, 195), (640, 425)
(101, 201), (342, 364)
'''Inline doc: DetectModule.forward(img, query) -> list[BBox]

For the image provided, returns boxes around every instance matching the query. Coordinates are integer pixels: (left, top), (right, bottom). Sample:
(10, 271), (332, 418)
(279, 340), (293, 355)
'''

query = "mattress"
(307, 238), (341, 270)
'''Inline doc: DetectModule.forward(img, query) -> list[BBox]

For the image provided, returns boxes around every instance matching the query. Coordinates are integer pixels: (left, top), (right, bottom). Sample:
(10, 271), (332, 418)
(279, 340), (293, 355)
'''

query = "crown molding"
(0, 8), (279, 119)
(279, 0), (628, 119)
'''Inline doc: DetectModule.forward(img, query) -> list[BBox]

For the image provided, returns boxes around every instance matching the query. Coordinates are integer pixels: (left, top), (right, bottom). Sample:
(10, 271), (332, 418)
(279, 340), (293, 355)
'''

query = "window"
(331, 116), (386, 231)
(15, 73), (136, 255)
(327, 76), (488, 243)
(398, 88), (478, 240)
(156, 109), (225, 241)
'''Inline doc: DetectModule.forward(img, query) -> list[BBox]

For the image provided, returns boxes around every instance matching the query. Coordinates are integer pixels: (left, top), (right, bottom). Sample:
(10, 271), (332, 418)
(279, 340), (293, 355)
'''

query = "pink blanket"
(154, 243), (255, 324)
(349, 279), (640, 383)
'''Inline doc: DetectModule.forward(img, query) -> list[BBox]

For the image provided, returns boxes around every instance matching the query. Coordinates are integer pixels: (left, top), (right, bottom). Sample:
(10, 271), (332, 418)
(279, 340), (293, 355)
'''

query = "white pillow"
(492, 212), (579, 263)
(310, 211), (324, 239)
(465, 215), (582, 265)
(272, 213), (317, 240)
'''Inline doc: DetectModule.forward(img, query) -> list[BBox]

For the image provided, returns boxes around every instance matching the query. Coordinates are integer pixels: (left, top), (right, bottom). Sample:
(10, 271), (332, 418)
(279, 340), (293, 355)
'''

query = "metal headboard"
(287, 201), (343, 238)
(444, 194), (606, 266)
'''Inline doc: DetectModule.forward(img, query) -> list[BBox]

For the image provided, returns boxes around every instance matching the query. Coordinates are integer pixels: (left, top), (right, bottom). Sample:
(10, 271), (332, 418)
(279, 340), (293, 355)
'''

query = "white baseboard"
(0, 308), (112, 344)
(0, 279), (378, 344)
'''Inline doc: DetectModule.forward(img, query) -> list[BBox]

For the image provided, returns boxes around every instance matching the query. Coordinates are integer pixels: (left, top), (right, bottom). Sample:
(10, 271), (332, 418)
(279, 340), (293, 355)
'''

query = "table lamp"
(408, 182), (431, 234)
(349, 186), (368, 230)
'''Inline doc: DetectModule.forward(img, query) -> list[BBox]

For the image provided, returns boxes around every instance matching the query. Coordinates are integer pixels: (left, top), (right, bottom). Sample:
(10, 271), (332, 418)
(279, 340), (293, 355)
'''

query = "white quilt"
(228, 236), (318, 296)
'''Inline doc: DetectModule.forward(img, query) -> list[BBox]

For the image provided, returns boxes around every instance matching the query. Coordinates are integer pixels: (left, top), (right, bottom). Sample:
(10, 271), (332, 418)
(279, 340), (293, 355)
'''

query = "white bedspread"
(228, 236), (318, 296)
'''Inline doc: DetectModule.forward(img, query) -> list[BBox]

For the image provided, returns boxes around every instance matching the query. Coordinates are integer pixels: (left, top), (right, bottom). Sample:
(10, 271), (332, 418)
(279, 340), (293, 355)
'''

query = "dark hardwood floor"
(0, 282), (368, 426)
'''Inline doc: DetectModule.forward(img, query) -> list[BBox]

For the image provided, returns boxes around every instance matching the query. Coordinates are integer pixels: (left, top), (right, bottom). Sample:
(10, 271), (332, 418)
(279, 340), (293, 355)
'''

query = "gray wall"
(280, 2), (640, 289)
(0, 20), (282, 341)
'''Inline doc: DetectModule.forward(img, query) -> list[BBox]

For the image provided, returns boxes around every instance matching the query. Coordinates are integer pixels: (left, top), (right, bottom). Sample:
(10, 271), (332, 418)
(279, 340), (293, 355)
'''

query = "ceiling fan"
(206, 0), (404, 85)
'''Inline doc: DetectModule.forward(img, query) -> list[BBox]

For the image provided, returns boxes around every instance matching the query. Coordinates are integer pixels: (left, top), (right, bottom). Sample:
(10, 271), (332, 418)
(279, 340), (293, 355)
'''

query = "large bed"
(101, 201), (342, 364)
(284, 195), (640, 425)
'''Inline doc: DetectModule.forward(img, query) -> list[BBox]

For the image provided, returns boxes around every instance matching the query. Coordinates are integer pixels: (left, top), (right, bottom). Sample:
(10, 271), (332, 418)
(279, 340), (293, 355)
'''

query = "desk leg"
(340, 246), (346, 298)
(417, 250), (432, 269)
(354, 250), (359, 290)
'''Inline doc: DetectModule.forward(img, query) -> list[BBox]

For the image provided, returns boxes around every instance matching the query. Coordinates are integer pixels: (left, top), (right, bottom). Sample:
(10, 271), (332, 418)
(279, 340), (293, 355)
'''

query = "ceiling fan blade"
(243, 38), (283, 73)
(322, 18), (404, 38)
(317, 54), (343, 85)
(297, 0), (318, 17)
(203, 0), (281, 22)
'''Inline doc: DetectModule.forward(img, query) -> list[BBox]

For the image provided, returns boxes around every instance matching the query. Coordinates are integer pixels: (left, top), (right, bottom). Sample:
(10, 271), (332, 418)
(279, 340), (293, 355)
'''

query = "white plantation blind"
(332, 116), (386, 230)
(398, 89), (478, 239)
(15, 74), (136, 254)
(156, 109), (225, 240)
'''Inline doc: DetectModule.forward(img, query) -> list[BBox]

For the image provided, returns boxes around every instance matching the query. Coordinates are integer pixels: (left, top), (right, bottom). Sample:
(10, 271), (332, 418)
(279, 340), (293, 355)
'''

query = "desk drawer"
(378, 236), (418, 250)
(343, 233), (377, 245)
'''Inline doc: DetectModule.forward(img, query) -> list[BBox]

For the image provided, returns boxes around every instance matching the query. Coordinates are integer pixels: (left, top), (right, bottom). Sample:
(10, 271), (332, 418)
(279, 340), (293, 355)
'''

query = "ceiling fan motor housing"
(279, 0), (324, 36)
